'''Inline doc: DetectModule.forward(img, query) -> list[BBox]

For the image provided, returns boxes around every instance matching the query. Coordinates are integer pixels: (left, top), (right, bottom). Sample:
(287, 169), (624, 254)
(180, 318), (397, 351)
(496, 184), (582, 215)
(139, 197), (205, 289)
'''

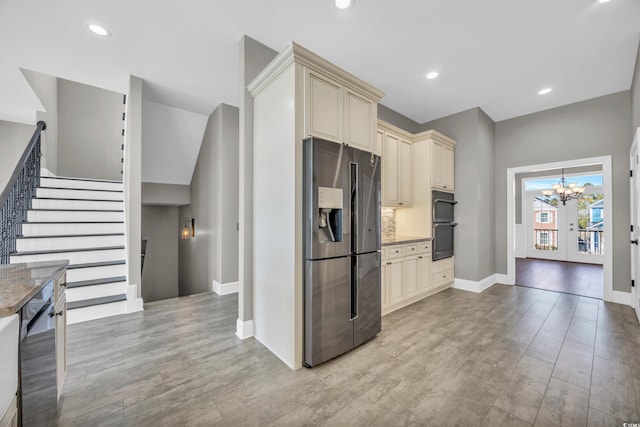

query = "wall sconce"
(181, 217), (195, 239)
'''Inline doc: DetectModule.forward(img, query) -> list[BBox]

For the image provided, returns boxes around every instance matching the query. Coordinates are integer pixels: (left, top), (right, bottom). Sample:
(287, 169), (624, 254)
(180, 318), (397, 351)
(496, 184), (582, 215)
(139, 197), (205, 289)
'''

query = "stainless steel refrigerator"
(303, 137), (381, 368)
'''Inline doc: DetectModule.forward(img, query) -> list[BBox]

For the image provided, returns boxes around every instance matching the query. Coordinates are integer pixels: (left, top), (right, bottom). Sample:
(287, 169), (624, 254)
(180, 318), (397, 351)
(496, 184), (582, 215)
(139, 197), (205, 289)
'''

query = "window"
(538, 231), (549, 246)
(536, 212), (552, 224)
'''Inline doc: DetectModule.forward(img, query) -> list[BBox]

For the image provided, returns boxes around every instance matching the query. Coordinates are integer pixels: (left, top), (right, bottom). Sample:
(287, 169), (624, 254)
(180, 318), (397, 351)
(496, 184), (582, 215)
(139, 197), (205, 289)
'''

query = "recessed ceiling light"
(87, 23), (111, 38)
(538, 88), (552, 95)
(598, 0), (612, 3)
(335, 0), (352, 9)
(426, 71), (439, 80)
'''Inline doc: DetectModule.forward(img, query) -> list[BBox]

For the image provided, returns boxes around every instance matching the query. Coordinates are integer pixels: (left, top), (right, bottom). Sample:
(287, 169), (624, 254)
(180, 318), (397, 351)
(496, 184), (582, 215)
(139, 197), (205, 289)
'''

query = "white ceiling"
(1, 0), (639, 126)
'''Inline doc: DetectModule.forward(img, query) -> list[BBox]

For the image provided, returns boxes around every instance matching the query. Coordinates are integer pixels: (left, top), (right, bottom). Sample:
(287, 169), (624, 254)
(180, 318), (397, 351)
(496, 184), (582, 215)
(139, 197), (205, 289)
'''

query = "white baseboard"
(213, 280), (239, 295)
(453, 274), (497, 293)
(235, 318), (254, 340)
(610, 290), (632, 306)
(495, 274), (512, 285)
(126, 284), (144, 313)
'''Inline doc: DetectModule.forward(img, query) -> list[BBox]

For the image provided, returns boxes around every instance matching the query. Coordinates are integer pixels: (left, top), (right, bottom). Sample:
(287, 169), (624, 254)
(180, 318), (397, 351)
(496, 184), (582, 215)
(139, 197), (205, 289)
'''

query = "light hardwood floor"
(54, 286), (640, 426)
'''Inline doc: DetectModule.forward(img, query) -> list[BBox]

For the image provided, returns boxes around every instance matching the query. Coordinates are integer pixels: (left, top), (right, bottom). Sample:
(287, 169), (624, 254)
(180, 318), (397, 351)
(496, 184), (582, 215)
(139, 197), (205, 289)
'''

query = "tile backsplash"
(382, 207), (396, 237)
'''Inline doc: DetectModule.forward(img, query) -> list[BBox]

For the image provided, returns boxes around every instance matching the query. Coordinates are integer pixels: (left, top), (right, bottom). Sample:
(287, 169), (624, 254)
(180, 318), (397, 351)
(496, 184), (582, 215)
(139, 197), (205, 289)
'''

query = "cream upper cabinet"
(345, 88), (375, 153)
(431, 137), (455, 191)
(306, 70), (342, 142)
(305, 68), (376, 153)
(398, 138), (413, 205)
(375, 129), (384, 157)
(380, 125), (413, 207)
(382, 132), (399, 205)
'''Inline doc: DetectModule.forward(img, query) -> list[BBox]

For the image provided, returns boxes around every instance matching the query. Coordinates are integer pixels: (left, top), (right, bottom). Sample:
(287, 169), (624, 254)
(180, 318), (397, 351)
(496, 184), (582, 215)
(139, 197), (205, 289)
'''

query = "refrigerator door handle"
(350, 256), (358, 320)
(350, 161), (358, 252)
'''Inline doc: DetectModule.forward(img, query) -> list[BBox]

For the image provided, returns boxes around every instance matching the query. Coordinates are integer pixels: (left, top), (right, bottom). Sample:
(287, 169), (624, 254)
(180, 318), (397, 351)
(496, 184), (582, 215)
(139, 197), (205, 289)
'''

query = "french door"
(526, 190), (604, 265)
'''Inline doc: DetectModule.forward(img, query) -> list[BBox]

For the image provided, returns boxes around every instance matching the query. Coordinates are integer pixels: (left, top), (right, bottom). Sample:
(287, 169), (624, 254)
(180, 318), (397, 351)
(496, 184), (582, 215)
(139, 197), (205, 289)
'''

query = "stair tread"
(37, 186), (123, 193)
(29, 208), (124, 212)
(11, 245), (125, 256)
(22, 221), (125, 224)
(17, 233), (125, 240)
(40, 176), (123, 184)
(33, 197), (123, 203)
(67, 260), (126, 269)
(67, 276), (127, 288)
(67, 294), (127, 310)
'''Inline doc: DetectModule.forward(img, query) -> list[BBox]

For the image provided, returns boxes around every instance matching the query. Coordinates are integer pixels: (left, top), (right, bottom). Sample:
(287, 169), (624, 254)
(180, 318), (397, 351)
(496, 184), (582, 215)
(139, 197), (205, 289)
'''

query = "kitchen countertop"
(382, 235), (432, 246)
(0, 261), (68, 317)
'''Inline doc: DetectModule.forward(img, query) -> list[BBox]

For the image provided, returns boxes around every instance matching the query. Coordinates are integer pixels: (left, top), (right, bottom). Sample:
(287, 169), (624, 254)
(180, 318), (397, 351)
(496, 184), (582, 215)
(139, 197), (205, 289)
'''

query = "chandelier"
(541, 169), (585, 206)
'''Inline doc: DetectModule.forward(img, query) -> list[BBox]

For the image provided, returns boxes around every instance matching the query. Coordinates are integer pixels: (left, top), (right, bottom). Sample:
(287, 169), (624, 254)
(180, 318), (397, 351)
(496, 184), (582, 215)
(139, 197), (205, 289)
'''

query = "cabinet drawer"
(432, 268), (454, 286)
(415, 241), (431, 254)
(403, 245), (418, 256)
(431, 257), (454, 273)
(387, 245), (404, 259)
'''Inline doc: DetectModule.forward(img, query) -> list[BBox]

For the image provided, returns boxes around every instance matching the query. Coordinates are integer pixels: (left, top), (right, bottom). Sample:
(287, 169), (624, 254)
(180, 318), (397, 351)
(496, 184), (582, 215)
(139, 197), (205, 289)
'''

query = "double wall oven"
(432, 190), (457, 261)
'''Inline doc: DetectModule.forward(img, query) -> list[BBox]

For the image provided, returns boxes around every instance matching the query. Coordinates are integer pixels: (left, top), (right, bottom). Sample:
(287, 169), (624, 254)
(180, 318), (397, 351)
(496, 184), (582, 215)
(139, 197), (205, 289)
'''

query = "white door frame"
(506, 156), (613, 302)
(630, 129), (640, 322)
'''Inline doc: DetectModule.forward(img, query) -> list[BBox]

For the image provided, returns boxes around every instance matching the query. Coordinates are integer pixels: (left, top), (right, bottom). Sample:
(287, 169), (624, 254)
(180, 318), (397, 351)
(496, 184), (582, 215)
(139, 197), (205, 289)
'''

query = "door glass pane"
(533, 197), (558, 252)
(577, 193), (604, 255)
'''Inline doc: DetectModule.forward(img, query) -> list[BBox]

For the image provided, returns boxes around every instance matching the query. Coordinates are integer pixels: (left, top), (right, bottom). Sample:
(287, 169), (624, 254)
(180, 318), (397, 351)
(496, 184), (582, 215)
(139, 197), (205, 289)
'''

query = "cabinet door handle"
(418, 256), (423, 259)
(386, 262), (392, 265)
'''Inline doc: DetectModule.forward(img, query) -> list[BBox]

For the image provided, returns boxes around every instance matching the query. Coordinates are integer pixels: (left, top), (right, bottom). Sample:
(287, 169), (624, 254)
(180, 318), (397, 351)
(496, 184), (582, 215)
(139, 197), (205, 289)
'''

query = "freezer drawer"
(304, 258), (353, 367)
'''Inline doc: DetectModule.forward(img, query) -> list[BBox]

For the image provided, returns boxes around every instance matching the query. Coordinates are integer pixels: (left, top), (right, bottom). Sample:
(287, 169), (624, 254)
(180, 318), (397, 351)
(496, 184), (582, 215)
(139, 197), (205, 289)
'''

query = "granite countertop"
(0, 261), (68, 317)
(382, 235), (432, 246)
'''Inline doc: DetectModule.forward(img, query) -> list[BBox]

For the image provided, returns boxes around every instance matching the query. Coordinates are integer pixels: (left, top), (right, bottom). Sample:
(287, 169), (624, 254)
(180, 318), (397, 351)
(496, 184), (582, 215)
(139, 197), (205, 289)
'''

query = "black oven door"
(433, 223), (457, 261)
(432, 190), (457, 223)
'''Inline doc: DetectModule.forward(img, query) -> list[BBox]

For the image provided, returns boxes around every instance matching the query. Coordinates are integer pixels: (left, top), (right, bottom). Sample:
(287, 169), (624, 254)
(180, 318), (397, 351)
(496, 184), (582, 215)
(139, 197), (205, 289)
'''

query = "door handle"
(632, 240), (638, 245)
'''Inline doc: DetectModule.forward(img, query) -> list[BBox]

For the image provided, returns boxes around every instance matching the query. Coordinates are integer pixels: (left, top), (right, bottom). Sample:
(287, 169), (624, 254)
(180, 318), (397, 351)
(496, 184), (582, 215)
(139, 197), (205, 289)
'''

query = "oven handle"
(433, 223), (458, 228)
(433, 199), (458, 205)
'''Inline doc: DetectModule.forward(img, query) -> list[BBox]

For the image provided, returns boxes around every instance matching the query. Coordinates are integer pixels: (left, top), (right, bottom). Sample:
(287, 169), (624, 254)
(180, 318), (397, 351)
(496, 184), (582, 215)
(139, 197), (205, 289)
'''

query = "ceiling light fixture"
(538, 88), (552, 95)
(541, 169), (585, 206)
(335, 0), (352, 9)
(598, 0), (612, 3)
(426, 72), (439, 80)
(87, 23), (111, 38)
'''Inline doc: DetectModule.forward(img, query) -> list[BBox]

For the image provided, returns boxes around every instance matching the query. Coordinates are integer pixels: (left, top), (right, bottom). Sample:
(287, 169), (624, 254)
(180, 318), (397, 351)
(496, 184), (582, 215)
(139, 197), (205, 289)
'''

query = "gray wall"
(238, 36), (278, 323)
(21, 69), (59, 175)
(378, 104), (420, 134)
(422, 108), (496, 281)
(495, 91), (632, 292)
(0, 120), (36, 192)
(179, 103), (240, 296)
(633, 40), (640, 132)
(142, 182), (190, 206)
(141, 206), (179, 302)
(57, 78), (125, 181)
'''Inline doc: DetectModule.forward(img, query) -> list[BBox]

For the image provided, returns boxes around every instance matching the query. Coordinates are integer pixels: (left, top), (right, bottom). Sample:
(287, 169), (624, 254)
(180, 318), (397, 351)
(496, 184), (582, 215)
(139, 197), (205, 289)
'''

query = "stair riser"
(66, 264), (127, 283)
(66, 282), (128, 303)
(40, 177), (123, 192)
(10, 249), (125, 265)
(36, 187), (123, 201)
(66, 301), (127, 325)
(16, 235), (124, 252)
(21, 222), (125, 237)
(32, 199), (124, 211)
(28, 210), (124, 222)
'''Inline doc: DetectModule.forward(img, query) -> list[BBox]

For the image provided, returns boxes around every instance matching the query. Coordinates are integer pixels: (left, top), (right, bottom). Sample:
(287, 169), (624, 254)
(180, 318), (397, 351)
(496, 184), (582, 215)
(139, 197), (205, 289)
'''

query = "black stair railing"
(0, 121), (46, 264)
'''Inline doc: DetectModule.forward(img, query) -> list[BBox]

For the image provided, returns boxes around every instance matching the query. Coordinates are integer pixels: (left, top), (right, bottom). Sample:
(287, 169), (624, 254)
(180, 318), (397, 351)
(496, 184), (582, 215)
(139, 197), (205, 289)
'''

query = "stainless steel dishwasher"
(18, 280), (58, 426)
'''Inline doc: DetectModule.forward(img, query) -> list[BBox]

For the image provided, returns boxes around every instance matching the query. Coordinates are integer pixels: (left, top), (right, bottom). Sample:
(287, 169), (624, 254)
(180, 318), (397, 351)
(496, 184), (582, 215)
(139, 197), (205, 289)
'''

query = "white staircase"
(10, 173), (129, 324)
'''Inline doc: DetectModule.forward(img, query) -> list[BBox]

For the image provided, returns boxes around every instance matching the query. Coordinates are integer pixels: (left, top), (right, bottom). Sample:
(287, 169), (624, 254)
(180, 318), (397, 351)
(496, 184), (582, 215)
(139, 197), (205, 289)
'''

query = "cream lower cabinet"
(0, 396), (17, 427)
(382, 241), (448, 315)
(54, 271), (67, 400)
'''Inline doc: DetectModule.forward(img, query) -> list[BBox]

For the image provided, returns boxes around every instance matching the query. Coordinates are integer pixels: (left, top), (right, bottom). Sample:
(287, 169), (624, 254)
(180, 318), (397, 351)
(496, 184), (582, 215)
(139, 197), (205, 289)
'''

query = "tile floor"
(54, 285), (640, 426)
(516, 258), (604, 299)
